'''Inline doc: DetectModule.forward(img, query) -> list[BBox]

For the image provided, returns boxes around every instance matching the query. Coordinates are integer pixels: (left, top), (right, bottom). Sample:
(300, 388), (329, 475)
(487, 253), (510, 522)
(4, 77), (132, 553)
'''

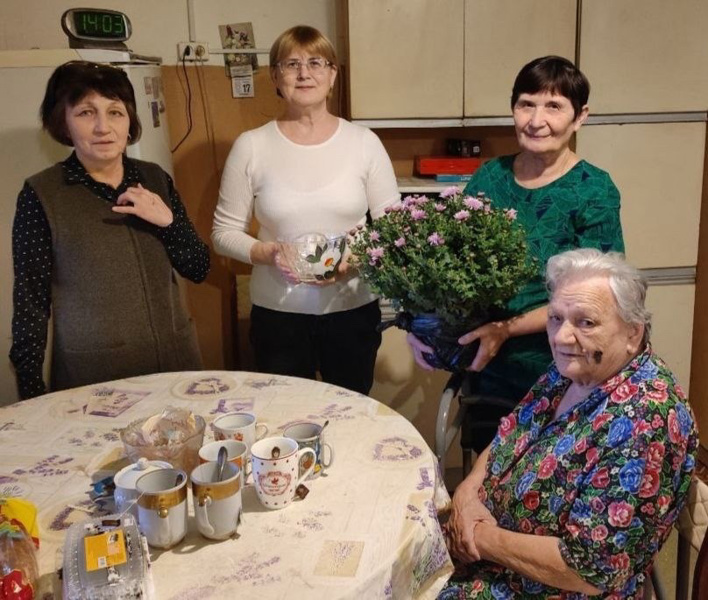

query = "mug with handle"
(250, 436), (315, 510)
(191, 461), (242, 540)
(135, 468), (188, 549)
(283, 421), (334, 480)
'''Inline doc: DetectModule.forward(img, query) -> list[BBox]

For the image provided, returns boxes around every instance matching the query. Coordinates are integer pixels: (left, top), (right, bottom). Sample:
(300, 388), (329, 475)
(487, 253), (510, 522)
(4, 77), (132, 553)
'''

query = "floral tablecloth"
(0, 371), (453, 599)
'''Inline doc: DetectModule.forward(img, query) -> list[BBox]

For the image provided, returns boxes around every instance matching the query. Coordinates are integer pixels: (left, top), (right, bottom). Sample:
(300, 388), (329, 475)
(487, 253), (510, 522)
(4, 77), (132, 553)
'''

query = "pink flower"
(646, 388), (669, 403)
(428, 232), (445, 246)
(454, 209), (470, 221)
(609, 552), (631, 571)
(523, 491), (540, 510)
(667, 409), (682, 443)
(415, 195), (430, 205)
(639, 468), (661, 498)
(608, 501), (634, 528)
(484, 205), (492, 214)
(591, 467), (610, 488)
(592, 413), (613, 431)
(369, 231), (380, 242)
(463, 196), (484, 211)
(647, 441), (665, 467)
(402, 195), (416, 208)
(366, 247), (384, 265)
(589, 496), (605, 513)
(434, 203), (446, 212)
(538, 454), (557, 479)
(410, 208), (426, 221)
(657, 494), (672, 514)
(504, 208), (518, 220)
(498, 414), (516, 437)
(394, 237), (406, 248)
(439, 186), (460, 198)
(651, 414), (664, 429)
(591, 525), (608, 541)
(633, 420), (652, 436)
(610, 382), (639, 404)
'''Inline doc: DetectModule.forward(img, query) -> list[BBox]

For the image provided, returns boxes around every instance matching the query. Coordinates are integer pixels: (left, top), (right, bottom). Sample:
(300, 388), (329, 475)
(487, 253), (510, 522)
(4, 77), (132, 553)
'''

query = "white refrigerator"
(0, 49), (173, 405)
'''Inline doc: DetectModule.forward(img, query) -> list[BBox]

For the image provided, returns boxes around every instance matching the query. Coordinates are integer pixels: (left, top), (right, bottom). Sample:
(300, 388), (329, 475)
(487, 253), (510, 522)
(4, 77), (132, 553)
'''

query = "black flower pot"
(380, 312), (487, 372)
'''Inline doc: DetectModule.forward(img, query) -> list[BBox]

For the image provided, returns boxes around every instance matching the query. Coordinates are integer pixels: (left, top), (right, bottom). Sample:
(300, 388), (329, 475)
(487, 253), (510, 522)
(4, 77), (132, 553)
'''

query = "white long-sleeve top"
(212, 118), (400, 315)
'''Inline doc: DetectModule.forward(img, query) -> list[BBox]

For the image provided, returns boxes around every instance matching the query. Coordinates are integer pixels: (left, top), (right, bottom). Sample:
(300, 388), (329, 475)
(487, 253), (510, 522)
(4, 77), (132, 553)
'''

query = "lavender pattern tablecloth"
(0, 371), (453, 599)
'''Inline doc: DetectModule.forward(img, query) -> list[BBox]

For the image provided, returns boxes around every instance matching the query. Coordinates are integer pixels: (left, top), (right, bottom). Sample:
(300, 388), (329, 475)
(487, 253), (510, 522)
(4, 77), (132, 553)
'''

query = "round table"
(0, 371), (453, 599)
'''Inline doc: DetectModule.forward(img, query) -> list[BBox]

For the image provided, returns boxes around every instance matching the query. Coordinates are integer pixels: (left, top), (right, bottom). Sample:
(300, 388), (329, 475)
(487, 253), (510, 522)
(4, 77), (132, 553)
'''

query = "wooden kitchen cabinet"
(463, 0), (576, 117)
(580, 0), (708, 113)
(346, 0), (575, 120)
(347, 0), (464, 119)
(576, 122), (705, 269)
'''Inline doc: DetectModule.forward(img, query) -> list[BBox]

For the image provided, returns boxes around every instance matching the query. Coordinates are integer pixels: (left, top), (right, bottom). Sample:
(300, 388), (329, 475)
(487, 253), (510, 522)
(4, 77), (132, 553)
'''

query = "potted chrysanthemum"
(349, 186), (535, 371)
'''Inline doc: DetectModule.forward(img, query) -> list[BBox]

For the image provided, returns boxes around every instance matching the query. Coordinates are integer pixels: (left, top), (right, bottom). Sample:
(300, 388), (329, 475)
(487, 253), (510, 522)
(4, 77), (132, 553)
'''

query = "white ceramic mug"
(212, 412), (268, 451)
(199, 440), (251, 484)
(190, 462), (242, 540)
(283, 422), (334, 480)
(250, 436), (315, 510)
(113, 458), (172, 519)
(135, 468), (188, 549)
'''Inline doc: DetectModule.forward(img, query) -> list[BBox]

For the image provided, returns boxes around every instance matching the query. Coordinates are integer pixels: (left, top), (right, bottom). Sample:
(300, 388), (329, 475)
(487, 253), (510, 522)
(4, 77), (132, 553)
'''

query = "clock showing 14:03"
(61, 8), (132, 48)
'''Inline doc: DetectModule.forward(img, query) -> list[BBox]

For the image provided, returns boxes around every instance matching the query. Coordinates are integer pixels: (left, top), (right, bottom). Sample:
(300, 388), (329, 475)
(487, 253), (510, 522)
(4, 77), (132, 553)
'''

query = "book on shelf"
(435, 174), (475, 182)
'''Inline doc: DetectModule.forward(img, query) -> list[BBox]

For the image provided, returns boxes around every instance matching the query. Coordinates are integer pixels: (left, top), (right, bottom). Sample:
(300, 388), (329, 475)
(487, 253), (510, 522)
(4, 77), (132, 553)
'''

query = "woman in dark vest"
(9, 61), (209, 399)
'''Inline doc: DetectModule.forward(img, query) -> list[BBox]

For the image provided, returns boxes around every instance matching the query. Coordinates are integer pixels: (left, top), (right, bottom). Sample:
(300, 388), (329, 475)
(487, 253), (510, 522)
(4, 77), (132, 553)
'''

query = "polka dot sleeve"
(155, 173), (210, 283)
(9, 182), (52, 399)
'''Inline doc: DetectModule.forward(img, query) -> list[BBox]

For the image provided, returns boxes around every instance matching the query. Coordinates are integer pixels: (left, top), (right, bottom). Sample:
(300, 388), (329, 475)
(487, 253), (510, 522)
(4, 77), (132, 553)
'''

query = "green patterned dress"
(460, 155), (625, 449)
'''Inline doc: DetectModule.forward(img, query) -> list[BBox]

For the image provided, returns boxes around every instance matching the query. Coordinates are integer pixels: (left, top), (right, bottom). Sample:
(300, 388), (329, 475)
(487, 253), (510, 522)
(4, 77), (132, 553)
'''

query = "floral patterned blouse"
(440, 345), (698, 599)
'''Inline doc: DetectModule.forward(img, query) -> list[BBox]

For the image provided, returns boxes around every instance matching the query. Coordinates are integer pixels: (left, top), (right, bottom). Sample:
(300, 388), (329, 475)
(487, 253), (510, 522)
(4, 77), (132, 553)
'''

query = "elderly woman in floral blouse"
(440, 248), (697, 599)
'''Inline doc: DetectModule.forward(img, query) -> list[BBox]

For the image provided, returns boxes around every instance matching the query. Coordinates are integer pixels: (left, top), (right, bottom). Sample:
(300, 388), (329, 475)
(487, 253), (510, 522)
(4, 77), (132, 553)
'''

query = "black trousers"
(249, 301), (382, 395)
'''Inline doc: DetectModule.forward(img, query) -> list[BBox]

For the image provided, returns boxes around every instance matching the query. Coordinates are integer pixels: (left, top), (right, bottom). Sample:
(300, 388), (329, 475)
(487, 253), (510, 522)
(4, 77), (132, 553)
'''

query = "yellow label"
(83, 530), (128, 572)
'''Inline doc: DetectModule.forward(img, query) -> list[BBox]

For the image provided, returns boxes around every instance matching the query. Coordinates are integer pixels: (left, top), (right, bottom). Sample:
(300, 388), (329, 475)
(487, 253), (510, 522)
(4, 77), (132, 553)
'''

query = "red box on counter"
(416, 156), (482, 175)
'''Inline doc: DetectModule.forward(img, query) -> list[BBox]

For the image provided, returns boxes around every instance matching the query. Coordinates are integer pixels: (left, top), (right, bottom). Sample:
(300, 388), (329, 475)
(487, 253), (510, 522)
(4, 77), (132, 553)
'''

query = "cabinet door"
(580, 0), (708, 113)
(575, 122), (705, 269)
(464, 0), (576, 117)
(348, 0), (464, 119)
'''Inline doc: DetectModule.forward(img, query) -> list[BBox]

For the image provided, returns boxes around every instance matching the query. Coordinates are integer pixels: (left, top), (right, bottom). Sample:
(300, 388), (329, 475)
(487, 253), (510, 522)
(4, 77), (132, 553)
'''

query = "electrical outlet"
(177, 42), (209, 62)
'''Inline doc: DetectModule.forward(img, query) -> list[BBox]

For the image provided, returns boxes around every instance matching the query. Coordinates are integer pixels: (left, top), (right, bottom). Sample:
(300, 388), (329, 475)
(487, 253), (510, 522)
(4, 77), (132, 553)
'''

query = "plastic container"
(62, 513), (152, 600)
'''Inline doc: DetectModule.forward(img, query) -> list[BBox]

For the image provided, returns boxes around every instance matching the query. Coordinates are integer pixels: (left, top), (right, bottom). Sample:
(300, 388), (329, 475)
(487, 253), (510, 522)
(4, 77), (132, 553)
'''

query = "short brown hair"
(511, 56), (590, 119)
(41, 61), (142, 146)
(269, 25), (338, 71)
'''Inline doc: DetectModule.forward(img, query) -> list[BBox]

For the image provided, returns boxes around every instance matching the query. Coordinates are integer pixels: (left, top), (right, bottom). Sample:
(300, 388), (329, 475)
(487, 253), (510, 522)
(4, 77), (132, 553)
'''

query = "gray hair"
(545, 248), (652, 343)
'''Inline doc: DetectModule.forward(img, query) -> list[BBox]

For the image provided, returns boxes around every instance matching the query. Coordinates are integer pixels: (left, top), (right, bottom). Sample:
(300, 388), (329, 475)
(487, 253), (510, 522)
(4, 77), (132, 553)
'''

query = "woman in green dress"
(408, 56), (625, 453)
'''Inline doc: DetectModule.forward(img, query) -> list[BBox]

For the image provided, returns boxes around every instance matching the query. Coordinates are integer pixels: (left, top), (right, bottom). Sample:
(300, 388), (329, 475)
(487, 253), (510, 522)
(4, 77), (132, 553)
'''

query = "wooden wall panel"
(161, 65), (284, 369)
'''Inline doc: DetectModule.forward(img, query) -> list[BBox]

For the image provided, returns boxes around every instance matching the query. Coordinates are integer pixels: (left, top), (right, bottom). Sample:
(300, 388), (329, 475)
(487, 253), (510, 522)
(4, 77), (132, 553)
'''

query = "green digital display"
(74, 11), (125, 38)
(62, 8), (131, 44)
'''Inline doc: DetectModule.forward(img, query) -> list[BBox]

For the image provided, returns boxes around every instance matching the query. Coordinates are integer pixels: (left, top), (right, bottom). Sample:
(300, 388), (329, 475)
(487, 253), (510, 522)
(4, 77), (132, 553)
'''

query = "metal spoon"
(216, 446), (228, 482)
(320, 420), (330, 434)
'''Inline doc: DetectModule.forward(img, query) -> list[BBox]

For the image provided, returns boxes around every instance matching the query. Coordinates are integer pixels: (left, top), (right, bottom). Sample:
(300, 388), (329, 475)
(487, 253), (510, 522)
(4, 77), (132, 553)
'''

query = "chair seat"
(678, 477), (708, 553)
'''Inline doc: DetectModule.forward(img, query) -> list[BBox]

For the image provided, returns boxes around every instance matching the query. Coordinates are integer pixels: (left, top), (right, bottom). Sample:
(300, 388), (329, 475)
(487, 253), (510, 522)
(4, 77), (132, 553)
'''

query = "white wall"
(0, 0), (336, 65)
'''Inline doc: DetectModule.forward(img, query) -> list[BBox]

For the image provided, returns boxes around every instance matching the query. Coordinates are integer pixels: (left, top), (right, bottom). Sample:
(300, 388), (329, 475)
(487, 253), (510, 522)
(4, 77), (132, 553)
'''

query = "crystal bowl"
(277, 232), (347, 282)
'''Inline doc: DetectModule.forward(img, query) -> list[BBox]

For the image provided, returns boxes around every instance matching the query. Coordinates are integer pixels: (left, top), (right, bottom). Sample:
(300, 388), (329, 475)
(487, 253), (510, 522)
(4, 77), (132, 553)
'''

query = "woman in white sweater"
(212, 25), (400, 394)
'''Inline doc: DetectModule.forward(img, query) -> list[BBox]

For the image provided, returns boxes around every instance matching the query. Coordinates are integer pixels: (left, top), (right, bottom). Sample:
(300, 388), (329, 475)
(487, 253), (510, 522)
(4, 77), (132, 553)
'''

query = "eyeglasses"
(277, 57), (332, 76)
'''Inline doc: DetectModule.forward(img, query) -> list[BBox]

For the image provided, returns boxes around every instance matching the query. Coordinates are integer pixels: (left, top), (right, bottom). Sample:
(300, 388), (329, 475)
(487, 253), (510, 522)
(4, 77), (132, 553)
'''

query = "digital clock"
(61, 8), (132, 47)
